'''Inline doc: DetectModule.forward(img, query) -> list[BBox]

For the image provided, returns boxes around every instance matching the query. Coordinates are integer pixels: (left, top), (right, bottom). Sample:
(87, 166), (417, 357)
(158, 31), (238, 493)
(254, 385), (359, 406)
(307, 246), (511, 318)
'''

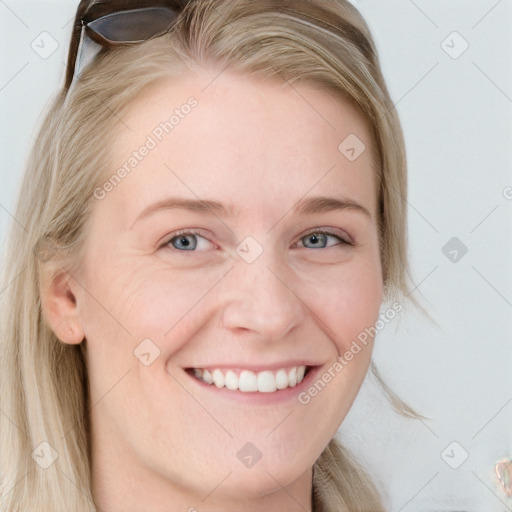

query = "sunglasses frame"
(65, 0), (187, 90)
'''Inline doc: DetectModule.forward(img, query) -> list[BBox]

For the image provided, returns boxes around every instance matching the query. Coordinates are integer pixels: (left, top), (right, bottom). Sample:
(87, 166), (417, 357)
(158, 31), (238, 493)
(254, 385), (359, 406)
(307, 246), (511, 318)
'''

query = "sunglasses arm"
(68, 24), (103, 91)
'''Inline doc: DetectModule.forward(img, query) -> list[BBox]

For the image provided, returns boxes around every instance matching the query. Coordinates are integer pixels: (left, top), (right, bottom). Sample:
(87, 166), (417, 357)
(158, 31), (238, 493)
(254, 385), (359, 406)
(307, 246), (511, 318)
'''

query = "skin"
(44, 68), (383, 511)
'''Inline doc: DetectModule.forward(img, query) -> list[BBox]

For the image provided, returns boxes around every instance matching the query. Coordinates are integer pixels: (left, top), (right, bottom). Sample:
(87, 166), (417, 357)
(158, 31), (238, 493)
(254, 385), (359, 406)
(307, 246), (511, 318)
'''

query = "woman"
(0, 0), (423, 510)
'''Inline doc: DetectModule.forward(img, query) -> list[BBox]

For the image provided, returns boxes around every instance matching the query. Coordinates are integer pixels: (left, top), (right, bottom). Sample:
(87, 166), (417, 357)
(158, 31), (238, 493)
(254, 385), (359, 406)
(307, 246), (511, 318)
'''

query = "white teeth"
(239, 370), (258, 392)
(224, 370), (238, 391)
(288, 367), (297, 387)
(275, 369), (288, 390)
(257, 371), (277, 393)
(212, 369), (224, 388)
(202, 369), (213, 384)
(191, 365), (308, 392)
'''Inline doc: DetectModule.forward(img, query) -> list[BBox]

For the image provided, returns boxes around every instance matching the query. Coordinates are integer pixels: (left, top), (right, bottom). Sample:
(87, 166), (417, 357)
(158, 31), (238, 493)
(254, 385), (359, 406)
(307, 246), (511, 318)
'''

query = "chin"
(223, 459), (309, 498)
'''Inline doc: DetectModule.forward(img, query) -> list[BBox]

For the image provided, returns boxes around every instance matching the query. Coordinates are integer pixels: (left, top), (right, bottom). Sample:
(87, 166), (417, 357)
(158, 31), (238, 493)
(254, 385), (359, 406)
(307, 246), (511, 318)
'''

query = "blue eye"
(171, 234), (196, 250)
(299, 230), (351, 249)
(166, 231), (210, 251)
(163, 228), (352, 252)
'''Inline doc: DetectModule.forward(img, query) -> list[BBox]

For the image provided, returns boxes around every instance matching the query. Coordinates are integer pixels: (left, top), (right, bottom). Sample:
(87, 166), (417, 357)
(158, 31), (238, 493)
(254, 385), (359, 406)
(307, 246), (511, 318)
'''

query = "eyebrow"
(131, 195), (372, 228)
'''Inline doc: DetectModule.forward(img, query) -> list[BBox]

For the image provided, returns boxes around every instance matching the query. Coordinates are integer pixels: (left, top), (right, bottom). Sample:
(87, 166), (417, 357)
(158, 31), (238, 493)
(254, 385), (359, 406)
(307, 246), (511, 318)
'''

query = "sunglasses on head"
(65, 0), (189, 90)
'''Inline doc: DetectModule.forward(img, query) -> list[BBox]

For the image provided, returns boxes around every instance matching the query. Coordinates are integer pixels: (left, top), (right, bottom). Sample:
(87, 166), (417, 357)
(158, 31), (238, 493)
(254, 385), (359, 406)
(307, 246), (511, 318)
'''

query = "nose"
(219, 251), (305, 341)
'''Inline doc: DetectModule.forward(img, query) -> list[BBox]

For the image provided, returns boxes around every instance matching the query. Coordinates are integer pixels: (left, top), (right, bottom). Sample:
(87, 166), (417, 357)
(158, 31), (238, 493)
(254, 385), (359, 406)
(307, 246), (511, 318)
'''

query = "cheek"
(322, 285), (381, 358)
(80, 256), (229, 350)
(298, 253), (383, 353)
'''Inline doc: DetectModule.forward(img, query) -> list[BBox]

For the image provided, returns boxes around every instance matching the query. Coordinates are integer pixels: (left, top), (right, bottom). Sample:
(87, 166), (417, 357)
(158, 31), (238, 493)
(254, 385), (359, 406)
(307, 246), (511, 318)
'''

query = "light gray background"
(1, 1), (511, 511)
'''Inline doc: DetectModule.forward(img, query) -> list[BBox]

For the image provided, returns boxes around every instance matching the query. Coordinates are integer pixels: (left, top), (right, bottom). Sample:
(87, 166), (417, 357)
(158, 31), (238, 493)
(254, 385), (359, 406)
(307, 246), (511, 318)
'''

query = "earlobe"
(41, 269), (85, 345)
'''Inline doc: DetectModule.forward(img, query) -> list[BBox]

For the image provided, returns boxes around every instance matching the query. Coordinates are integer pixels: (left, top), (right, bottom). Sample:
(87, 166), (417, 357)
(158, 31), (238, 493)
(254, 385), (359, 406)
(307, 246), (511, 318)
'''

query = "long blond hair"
(0, 1), (423, 510)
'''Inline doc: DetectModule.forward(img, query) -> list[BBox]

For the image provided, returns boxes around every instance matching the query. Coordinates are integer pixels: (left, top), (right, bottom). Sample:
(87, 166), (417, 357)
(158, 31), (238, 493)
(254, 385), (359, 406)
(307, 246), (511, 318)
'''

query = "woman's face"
(72, 70), (383, 509)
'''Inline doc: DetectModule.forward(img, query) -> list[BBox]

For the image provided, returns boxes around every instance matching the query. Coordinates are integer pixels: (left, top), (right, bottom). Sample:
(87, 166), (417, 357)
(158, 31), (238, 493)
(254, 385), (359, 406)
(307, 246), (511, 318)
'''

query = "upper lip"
(185, 361), (321, 372)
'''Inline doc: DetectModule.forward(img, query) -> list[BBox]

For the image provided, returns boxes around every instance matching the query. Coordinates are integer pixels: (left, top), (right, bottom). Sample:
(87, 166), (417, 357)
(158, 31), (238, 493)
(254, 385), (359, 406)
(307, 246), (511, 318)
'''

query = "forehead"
(105, 69), (378, 223)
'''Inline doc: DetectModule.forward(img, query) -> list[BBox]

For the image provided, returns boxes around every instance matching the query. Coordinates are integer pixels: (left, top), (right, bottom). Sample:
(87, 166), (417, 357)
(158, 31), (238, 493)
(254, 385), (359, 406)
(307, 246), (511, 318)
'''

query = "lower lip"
(183, 365), (322, 405)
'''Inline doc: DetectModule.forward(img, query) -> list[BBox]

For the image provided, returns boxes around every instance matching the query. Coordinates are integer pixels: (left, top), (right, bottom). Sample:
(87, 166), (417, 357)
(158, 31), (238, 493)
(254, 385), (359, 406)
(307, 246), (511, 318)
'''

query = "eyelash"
(161, 228), (353, 251)
(295, 229), (353, 248)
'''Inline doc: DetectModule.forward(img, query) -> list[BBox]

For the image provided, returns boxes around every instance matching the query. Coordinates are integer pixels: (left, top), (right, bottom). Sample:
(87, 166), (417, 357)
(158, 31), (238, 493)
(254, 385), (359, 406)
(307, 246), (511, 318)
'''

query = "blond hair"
(0, 1), (424, 510)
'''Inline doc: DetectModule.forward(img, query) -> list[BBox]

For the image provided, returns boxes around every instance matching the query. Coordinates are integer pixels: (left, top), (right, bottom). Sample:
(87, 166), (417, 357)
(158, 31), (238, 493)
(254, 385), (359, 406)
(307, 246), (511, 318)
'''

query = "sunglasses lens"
(87, 7), (179, 43)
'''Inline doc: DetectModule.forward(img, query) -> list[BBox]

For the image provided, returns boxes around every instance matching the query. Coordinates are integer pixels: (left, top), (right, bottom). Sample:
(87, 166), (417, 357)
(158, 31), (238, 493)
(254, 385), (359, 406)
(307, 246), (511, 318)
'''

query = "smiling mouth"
(185, 365), (312, 393)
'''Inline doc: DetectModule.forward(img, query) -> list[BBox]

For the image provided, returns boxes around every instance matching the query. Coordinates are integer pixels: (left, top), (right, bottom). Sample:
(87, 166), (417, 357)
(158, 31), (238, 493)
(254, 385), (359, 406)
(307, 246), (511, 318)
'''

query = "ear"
(41, 269), (85, 345)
